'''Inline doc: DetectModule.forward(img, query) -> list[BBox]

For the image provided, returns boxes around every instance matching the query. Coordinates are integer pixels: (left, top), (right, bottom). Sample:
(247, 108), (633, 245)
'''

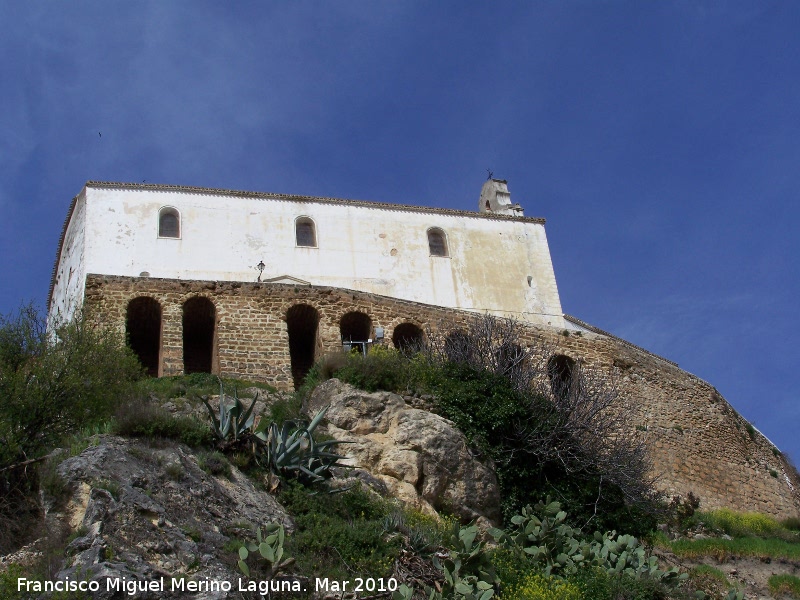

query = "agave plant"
(253, 406), (349, 485)
(202, 379), (258, 443)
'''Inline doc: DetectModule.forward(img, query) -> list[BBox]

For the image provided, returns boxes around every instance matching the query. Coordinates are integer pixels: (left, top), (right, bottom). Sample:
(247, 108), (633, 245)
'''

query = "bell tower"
(479, 178), (524, 216)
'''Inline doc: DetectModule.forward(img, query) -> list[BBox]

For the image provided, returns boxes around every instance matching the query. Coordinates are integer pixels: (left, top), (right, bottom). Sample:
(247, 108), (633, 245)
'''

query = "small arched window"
(427, 228), (448, 257)
(296, 217), (317, 247)
(158, 207), (180, 238)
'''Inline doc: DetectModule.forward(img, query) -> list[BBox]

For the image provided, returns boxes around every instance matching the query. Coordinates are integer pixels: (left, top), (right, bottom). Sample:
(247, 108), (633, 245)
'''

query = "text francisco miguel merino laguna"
(17, 575), (400, 595)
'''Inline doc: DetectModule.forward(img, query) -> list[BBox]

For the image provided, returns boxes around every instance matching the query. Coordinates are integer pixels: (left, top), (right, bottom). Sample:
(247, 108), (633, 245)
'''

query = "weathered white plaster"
(49, 182), (566, 328)
(48, 190), (88, 328)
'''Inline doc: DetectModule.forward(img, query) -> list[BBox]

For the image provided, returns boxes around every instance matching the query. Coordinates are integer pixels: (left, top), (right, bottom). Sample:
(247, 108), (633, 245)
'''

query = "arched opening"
(126, 297), (162, 377)
(427, 228), (448, 257)
(497, 344), (525, 376)
(183, 297), (216, 374)
(286, 304), (319, 389)
(295, 217), (317, 247)
(340, 312), (371, 342)
(547, 354), (576, 399)
(158, 207), (180, 238)
(392, 323), (424, 353)
(444, 329), (472, 363)
(340, 311), (372, 354)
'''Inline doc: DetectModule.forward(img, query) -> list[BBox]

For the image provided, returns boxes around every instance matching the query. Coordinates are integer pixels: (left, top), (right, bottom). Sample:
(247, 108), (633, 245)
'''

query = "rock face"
(48, 435), (290, 599)
(305, 379), (502, 528)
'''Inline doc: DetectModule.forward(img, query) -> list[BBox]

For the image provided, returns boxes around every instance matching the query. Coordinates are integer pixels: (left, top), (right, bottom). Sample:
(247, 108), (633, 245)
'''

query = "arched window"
(427, 228), (448, 257)
(295, 217), (317, 247)
(158, 207), (180, 238)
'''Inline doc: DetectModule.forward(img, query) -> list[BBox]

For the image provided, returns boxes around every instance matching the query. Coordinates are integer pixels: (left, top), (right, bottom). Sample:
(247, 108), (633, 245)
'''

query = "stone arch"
(286, 304), (320, 388)
(340, 311), (372, 343)
(392, 322), (424, 353)
(444, 329), (472, 363)
(547, 354), (576, 398)
(126, 296), (162, 377)
(182, 296), (217, 374)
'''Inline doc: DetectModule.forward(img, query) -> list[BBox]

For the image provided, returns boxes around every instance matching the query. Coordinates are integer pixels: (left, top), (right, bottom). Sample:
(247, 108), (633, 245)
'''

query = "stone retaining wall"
(83, 274), (800, 518)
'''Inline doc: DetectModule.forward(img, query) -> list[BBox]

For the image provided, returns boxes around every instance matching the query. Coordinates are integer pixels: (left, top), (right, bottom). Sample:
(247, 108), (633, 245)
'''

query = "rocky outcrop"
(305, 379), (502, 528)
(45, 435), (290, 598)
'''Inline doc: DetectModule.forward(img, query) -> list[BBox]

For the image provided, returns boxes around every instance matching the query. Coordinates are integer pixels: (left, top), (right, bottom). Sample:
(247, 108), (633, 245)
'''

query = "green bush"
(0, 305), (141, 553)
(0, 306), (142, 467)
(198, 451), (232, 478)
(498, 572), (581, 600)
(701, 508), (780, 538)
(279, 482), (399, 580)
(333, 346), (414, 393)
(112, 400), (213, 447)
(332, 341), (658, 536)
(768, 574), (800, 598)
(135, 372), (276, 401)
(782, 516), (800, 531)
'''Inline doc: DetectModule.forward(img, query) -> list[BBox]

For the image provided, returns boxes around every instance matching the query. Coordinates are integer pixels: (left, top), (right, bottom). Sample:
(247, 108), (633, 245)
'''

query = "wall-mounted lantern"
(256, 260), (265, 282)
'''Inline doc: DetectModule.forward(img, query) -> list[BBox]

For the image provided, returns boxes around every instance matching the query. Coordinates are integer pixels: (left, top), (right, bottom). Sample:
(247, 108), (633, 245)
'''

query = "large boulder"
(305, 379), (502, 528)
(45, 435), (291, 598)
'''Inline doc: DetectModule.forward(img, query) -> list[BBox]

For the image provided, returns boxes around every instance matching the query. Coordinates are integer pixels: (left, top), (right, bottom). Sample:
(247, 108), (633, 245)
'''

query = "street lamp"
(256, 260), (265, 282)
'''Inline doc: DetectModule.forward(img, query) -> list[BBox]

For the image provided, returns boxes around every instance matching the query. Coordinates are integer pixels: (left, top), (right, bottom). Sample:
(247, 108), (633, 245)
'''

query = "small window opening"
(158, 207), (180, 238)
(427, 228), (448, 257)
(392, 322), (424, 353)
(296, 218), (317, 247)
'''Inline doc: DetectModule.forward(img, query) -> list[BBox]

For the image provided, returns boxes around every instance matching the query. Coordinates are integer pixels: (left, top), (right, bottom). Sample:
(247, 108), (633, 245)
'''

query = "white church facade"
(49, 179), (567, 331)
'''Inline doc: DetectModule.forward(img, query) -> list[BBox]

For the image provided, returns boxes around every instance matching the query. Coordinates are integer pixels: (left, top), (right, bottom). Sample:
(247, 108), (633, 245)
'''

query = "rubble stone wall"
(83, 274), (800, 518)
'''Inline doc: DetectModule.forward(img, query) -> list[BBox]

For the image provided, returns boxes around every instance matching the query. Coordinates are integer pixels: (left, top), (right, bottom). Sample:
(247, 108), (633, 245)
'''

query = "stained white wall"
(50, 184), (566, 328)
(48, 191), (88, 328)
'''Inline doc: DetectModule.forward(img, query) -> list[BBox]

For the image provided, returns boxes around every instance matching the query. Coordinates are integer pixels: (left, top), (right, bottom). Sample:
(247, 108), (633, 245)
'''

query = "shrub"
(498, 572), (581, 600)
(701, 508), (780, 538)
(279, 482), (399, 580)
(782, 516), (800, 531)
(0, 305), (141, 553)
(0, 306), (142, 466)
(768, 574), (800, 598)
(333, 315), (662, 536)
(112, 400), (213, 447)
(334, 345), (413, 392)
(198, 451), (232, 478)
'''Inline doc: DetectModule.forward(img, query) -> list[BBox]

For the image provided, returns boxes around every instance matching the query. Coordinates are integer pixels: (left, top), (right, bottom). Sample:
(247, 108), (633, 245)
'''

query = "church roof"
(83, 181), (547, 224)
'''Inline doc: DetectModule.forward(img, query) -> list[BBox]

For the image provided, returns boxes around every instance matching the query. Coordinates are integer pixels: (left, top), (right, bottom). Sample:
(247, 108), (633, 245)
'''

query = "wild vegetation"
(325, 314), (659, 535)
(2, 306), (799, 600)
(0, 304), (141, 554)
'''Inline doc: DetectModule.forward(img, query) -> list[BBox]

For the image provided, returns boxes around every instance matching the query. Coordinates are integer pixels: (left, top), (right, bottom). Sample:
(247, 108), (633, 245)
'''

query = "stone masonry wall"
(83, 274), (800, 519)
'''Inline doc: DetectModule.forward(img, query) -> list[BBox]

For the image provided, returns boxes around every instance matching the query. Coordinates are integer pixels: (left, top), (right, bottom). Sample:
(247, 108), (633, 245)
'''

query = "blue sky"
(1, 2), (798, 466)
